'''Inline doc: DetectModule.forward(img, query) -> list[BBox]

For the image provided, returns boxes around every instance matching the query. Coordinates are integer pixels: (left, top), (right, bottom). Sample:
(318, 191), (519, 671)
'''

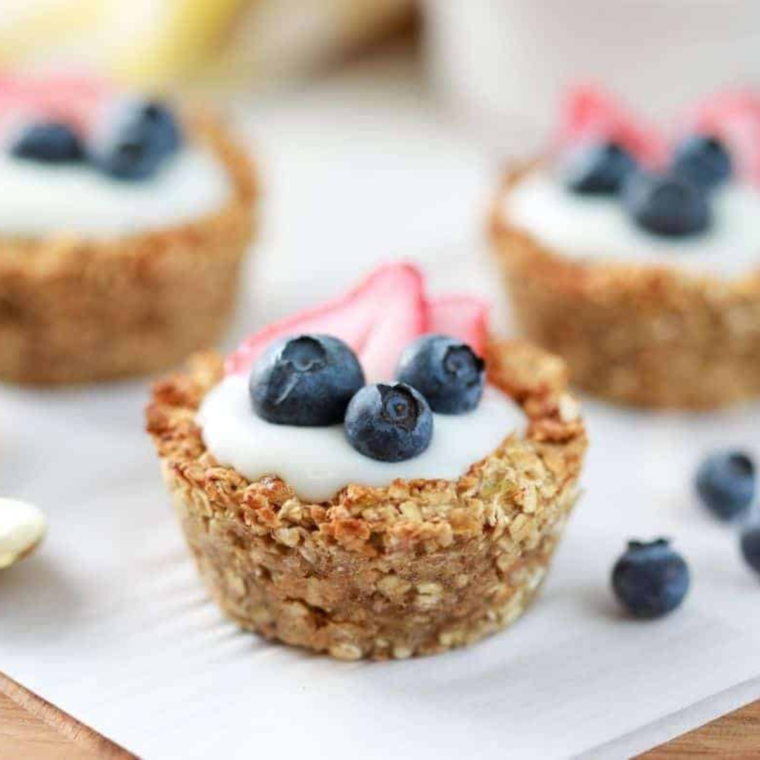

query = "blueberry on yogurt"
(624, 171), (711, 237)
(563, 141), (637, 196)
(250, 334), (365, 426)
(396, 334), (485, 414)
(672, 134), (732, 192)
(89, 98), (182, 181)
(612, 539), (690, 619)
(10, 121), (84, 164)
(345, 382), (433, 462)
(136, 100), (183, 156)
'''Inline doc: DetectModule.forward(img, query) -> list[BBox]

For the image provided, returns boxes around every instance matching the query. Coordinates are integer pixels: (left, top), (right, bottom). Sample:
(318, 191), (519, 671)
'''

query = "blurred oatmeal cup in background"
(423, 0), (760, 155)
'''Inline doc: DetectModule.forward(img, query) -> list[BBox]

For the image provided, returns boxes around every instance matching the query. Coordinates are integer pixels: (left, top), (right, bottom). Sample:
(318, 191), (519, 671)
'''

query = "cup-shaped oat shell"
(492, 164), (760, 409)
(147, 341), (586, 660)
(0, 111), (257, 384)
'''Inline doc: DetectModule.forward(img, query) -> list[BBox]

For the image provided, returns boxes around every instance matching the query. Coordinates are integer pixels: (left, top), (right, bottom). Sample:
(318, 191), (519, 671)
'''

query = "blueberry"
(696, 451), (755, 521)
(89, 98), (182, 181)
(612, 539), (690, 619)
(396, 334), (485, 414)
(672, 134), (732, 191)
(345, 382), (433, 462)
(563, 141), (637, 195)
(250, 334), (365, 426)
(740, 525), (760, 576)
(138, 100), (182, 156)
(10, 121), (83, 164)
(624, 171), (711, 237)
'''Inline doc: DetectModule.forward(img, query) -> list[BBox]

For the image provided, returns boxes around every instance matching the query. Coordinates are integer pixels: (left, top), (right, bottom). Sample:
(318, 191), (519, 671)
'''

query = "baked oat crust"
(491, 164), (760, 409)
(146, 342), (586, 660)
(0, 111), (257, 384)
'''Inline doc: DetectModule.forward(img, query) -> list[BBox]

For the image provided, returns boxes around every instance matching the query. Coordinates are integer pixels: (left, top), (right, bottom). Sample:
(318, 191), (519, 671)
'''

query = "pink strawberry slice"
(0, 73), (112, 133)
(427, 295), (489, 356)
(225, 263), (429, 381)
(685, 90), (760, 185)
(0, 73), (111, 100)
(557, 85), (667, 167)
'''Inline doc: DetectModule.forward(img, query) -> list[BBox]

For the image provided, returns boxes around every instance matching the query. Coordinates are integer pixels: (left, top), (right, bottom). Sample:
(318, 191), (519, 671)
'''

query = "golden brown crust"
(491, 164), (760, 409)
(0, 110), (257, 384)
(146, 343), (586, 660)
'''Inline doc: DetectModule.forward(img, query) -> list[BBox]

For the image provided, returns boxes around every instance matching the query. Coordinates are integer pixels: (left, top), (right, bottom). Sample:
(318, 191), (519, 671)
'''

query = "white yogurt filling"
(0, 146), (231, 237)
(504, 170), (760, 277)
(198, 374), (524, 503)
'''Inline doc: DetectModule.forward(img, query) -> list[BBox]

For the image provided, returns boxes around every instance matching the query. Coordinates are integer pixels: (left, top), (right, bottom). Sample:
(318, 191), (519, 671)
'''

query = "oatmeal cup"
(147, 263), (586, 660)
(0, 75), (257, 384)
(491, 87), (760, 409)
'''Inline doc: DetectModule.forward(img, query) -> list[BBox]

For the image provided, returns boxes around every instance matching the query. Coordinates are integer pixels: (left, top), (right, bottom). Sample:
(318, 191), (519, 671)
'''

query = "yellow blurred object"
(115, 0), (248, 87)
(0, 0), (106, 67)
(0, 0), (415, 90)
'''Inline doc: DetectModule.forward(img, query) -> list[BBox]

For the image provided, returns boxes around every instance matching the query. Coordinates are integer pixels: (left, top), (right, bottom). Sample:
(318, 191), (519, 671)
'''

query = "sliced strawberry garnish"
(684, 90), (760, 185)
(0, 73), (113, 134)
(355, 271), (429, 381)
(0, 73), (111, 101)
(557, 85), (667, 167)
(226, 263), (429, 381)
(427, 295), (488, 357)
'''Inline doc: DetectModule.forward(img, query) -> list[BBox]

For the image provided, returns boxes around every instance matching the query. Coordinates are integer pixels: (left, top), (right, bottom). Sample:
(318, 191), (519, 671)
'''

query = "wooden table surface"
(643, 701), (760, 758)
(1, 670), (757, 758)
(0, 673), (134, 759)
(641, 700), (760, 760)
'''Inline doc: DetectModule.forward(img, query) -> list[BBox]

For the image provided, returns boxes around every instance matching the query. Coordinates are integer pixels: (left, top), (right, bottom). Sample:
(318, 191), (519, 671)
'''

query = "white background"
(2, 48), (760, 759)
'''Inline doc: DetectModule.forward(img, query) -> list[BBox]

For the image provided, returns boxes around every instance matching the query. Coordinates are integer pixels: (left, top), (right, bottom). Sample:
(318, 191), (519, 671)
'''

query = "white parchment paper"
(2, 50), (760, 759)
